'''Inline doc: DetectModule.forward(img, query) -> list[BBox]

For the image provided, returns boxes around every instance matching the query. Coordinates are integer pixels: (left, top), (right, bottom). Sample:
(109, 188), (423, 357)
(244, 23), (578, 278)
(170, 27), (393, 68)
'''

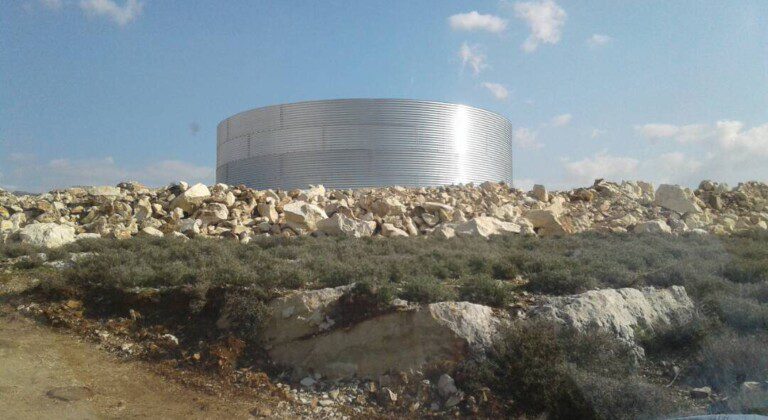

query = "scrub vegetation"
(3, 231), (768, 417)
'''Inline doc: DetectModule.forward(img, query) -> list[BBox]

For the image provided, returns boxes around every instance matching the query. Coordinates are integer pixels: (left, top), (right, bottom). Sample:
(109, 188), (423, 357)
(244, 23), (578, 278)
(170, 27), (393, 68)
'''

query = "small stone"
(300, 376), (317, 388)
(690, 386), (712, 399)
(437, 374), (458, 398)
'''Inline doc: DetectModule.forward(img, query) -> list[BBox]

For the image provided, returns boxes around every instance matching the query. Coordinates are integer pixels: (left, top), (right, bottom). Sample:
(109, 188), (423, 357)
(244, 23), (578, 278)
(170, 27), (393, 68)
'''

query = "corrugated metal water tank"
(216, 98), (513, 190)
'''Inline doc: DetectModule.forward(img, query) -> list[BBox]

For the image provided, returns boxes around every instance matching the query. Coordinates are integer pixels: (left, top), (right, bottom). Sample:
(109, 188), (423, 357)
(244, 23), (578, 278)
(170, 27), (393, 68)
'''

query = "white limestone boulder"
(18, 223), (76, 248)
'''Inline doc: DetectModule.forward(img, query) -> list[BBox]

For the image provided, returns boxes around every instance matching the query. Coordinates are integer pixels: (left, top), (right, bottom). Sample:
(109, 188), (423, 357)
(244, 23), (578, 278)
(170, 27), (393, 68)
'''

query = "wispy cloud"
(513, 127), (543, 150)
(449, 11), (507, 33)
(513, 0), (566, 52)
(551, 113), (572, 127)
(635, 123), (712, 144)
(79, 0), (143, 26)
(459, 42), (488, 75)
(587, 34), (612, 47)
(482, 82), (509, 100)
(563, 151), (639, 184)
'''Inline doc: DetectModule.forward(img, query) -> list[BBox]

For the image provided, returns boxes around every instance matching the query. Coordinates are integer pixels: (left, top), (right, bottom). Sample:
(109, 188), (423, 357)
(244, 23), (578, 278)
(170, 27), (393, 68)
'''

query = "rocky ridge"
(1, 179), (767, 248)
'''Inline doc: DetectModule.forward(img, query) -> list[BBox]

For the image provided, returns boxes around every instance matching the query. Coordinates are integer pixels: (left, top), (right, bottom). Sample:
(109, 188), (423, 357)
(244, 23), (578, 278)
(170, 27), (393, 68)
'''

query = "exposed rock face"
(524, 209), (570, 237)
(655, 184), (702, 215)
(317, 213), (375, 238)
(531, 286), (695, 346)
(454, 217), (521, 238)
(18, 223), (76, 248)
(170, 183), (211, 214)
(258, 285), (354, 346)
(257, 287), (503, 379)
(1, 179), (766, 246)
(283, 201), (328, 233)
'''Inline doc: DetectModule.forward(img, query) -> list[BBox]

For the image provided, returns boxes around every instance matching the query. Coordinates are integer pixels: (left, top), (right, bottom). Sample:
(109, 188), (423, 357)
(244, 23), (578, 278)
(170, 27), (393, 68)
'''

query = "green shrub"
(459, 275), (512, 307)
(398, 276), (457, 303)
(460, 319), (674, 419)
(692, 332), (768, 392)
(712, 295), (768, 333)
(637, 313), (711, 357)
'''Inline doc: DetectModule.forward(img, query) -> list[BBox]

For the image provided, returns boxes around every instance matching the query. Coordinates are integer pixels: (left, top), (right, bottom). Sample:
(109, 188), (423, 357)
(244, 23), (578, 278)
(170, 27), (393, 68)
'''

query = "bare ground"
(0, 312), (259, 420)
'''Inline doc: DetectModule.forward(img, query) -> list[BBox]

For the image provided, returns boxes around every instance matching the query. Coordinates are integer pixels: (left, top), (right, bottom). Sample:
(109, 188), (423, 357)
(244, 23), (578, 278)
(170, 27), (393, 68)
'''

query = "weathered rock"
(531, 286), (695, 347)
(196, 203), (229, 226)
(524, 209), (569, 237)
(170, 183), (211, 214)
(381, 223), (409, 237)
(371, 197), (406, 217)
(633, 220), (672, 234)
(454, 216), (521, 238)
(18, 223), (76, 248)
(431, 224), (456, 239)
(85, 186), (121, 198)
(255, 285), (354, 347)
(267, 301), (502, 379)
(531, 184), (548, 202)
(317, 213), (375, 238)
(138, 226), (164, 237)
(257, 202), (278, 223)
(655, 184), (702, 214)
(283, 201), (328, 232)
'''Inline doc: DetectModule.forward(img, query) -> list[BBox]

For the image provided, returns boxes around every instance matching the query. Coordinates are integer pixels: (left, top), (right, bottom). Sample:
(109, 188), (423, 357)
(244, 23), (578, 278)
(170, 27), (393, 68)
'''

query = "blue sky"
(2, 0), (767, 192)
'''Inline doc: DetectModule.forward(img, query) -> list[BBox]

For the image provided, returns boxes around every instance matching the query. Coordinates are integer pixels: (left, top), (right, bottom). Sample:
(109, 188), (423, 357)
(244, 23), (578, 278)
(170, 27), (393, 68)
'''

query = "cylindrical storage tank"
(216, 98), (512, 190)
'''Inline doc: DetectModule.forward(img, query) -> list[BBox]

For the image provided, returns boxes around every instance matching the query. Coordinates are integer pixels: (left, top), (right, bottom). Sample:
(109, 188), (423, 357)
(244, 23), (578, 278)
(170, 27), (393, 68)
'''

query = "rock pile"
(1, 179), (767, 248)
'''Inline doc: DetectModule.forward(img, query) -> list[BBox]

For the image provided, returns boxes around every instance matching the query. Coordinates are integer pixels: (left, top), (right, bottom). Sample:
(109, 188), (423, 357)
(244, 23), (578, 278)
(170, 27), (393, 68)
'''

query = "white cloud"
(644, 151), (702, 180)
(513, 127), (543, 150)
(459, 42), (488, 75)
(587, 34), (611, 47)
(482, 82), (509, 100)
(564, 152), (639, 184)
(635, 123), (712, 144)
(79, 0), (143, 26)
(449, 11), (508, 33)
(513, 0), (566, 52)
(2, 155), (213, 192)
(551, 113), (572, 127)
(715, 120), (768, 157)
(41, 0), (63, 10)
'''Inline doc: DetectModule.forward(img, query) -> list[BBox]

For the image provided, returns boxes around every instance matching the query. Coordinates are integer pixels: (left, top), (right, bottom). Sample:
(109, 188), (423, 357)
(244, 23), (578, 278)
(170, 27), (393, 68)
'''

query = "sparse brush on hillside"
(3, 231), (768, 417)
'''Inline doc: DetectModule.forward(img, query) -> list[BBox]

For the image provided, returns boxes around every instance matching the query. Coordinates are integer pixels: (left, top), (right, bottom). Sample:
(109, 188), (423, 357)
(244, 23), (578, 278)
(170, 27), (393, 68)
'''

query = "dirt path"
(0, 313), (259, 420)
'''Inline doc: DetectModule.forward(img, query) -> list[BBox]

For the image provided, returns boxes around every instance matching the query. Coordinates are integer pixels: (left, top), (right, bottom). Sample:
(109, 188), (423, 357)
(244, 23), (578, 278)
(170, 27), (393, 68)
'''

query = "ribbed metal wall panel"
(216, 99), (512, 190)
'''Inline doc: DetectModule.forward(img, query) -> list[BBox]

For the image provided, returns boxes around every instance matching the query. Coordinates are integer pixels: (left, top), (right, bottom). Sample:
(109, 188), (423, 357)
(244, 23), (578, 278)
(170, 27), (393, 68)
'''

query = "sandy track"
(0, 313), (257, 420)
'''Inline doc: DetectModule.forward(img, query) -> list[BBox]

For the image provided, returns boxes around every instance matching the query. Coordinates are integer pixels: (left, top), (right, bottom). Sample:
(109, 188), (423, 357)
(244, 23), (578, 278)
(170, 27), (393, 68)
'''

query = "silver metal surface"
(216, 99), (512, 190)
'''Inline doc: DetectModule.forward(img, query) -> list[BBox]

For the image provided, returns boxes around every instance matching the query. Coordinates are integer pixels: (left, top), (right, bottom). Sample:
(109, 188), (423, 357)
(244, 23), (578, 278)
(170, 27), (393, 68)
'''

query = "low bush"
(398, 276), (457, 303)
(637, 313), (711, 358)
(692, 332), (768, 392)
(458, 275), (513, 307)
(459, 319), (677, 419)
